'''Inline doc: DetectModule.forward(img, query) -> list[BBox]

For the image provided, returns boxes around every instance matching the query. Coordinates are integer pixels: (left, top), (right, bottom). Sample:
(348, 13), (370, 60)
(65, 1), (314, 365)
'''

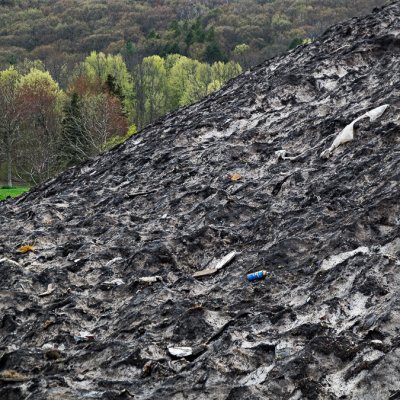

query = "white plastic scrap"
(167, 347), (193, 357)
(39, 283), (56, 297)
(320, 246), (370, 272)
(105, 257), (123, 267)
(74, 331), (95, 342)
(138, 276), (162, 283)
(365, 104), (389, 121)
(214, 251), (237, 270)
(193, 251), (237, 278)
(320, 104), (389, 158)
(103, 278), (125, 286)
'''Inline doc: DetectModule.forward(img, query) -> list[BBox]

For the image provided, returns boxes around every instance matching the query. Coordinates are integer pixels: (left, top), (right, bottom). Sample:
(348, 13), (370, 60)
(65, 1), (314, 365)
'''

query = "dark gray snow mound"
(0, 2), (400, 399)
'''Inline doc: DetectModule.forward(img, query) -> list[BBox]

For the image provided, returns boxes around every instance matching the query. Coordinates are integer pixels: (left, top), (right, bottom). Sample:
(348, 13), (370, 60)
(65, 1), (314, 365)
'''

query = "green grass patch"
(0, 186), (30, 201)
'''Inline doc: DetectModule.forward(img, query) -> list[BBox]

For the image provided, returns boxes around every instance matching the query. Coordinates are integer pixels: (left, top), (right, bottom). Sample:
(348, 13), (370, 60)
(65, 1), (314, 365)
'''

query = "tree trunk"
(7, 150), (12, 188)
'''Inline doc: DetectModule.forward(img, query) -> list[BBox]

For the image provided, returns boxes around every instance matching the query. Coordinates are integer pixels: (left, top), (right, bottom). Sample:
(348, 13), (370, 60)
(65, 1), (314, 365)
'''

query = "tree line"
(0, 53), (241, 186)
(0, 0), (389, 78)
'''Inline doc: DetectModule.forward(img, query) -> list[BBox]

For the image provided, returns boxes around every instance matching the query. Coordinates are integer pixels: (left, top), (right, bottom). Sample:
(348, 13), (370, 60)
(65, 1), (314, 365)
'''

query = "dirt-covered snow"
(0, 2), (400, 399)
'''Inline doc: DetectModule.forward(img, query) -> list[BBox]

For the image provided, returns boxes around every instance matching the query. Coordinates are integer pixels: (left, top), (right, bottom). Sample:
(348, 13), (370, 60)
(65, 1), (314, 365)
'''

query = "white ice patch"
(320, 246), (370, 272)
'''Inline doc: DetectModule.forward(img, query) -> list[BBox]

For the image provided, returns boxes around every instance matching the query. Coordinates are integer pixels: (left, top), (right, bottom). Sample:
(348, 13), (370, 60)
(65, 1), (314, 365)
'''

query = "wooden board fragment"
(192, 268), (218, 278)
(193, 251), (237, 278)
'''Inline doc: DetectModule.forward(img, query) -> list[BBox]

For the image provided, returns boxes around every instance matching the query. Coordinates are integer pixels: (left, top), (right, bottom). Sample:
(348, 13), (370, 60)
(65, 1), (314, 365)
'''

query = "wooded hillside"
(0, 0), (389, 81)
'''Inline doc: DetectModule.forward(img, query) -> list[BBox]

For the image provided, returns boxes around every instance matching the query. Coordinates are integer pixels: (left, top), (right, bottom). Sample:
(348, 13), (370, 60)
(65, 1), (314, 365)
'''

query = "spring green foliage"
(17, 69), (63, 103)
(77, 52), (134, 116)
(0, 67), (20, 187)
(0, 52), (241, 185)
(0, 186), (29, 201)
(15, 68), (65, 184)
(289, 37), (313, 50)
(101, 124), (137, 152)
(0, 66), (19, 88)
(132, 54), (241, 128)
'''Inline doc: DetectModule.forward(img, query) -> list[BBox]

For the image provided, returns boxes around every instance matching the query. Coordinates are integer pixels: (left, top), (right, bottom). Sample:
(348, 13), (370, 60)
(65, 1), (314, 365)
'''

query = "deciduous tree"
(0, 67), (21, 187)
(15, 69), (64, 183)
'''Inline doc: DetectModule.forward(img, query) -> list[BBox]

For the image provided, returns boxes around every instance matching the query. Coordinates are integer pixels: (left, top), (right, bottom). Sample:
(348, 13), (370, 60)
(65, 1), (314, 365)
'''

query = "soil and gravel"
(0, 2), (400, 399)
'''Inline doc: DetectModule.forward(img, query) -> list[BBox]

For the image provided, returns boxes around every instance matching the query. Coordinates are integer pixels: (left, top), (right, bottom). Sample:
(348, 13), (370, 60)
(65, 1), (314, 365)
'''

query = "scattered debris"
(100, 278), (125, 290)
(193, 251), (237, 278)
(74, 331), (95, 343)
(138, 276), (162, 283)
(0, 4), (399, 399)
(168, 345), (208, 360)
(0, 369), (27, 382)
(105, 257), (123, 267)
(192, 268), (219, 278)
(17, 244), (35, 253)
(103, 278), (125, 286)
(230, 173), (241, 181)
(45, 349), (63, 361)
(168, 347), (193, 357)
(39, 283), (56, 297)
(247, 270), (269, 281)
(320, 104), (389, 158)
(142, 361), (153, 376)
(43, 319), (55, 330)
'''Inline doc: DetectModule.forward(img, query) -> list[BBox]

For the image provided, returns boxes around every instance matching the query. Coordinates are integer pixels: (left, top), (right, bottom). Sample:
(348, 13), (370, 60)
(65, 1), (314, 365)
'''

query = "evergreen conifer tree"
(61, 93), (90, 167)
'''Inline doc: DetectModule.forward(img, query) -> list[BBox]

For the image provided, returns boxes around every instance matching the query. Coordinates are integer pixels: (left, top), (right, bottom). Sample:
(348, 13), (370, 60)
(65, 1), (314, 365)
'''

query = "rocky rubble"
(0, 2), (400, 399)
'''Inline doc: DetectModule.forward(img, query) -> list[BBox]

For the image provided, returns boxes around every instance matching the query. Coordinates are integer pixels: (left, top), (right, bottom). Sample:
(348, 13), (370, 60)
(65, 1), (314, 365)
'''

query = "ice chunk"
(320, 246), (369, 271)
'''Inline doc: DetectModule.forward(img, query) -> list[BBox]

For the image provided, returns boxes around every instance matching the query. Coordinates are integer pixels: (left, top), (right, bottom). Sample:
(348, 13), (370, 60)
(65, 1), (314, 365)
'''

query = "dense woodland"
(0, 0), (390, 81)
(0, 0), (390, 186)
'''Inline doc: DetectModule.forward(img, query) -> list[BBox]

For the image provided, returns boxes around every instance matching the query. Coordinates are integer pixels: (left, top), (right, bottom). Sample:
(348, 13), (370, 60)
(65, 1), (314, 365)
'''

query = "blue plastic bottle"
(247, 270), (268, 282)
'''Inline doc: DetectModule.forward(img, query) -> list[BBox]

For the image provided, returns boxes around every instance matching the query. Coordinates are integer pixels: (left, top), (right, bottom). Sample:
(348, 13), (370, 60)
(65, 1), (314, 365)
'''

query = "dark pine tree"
(60, 93), (91, 167)
(104, 74), (127, 116)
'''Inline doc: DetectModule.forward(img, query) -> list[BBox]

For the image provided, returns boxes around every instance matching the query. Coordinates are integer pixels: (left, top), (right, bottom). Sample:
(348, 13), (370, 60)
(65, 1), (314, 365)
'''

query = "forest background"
(0, 0), (389, 186)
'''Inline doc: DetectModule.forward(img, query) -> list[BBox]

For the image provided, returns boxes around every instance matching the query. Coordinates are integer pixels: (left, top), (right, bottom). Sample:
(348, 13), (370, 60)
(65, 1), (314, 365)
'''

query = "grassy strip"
(0, 187), (30, 201)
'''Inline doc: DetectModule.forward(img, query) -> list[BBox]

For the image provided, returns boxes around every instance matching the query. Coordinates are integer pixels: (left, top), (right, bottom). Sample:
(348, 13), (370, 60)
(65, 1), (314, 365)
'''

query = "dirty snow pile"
(0, 2), (400, 399)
